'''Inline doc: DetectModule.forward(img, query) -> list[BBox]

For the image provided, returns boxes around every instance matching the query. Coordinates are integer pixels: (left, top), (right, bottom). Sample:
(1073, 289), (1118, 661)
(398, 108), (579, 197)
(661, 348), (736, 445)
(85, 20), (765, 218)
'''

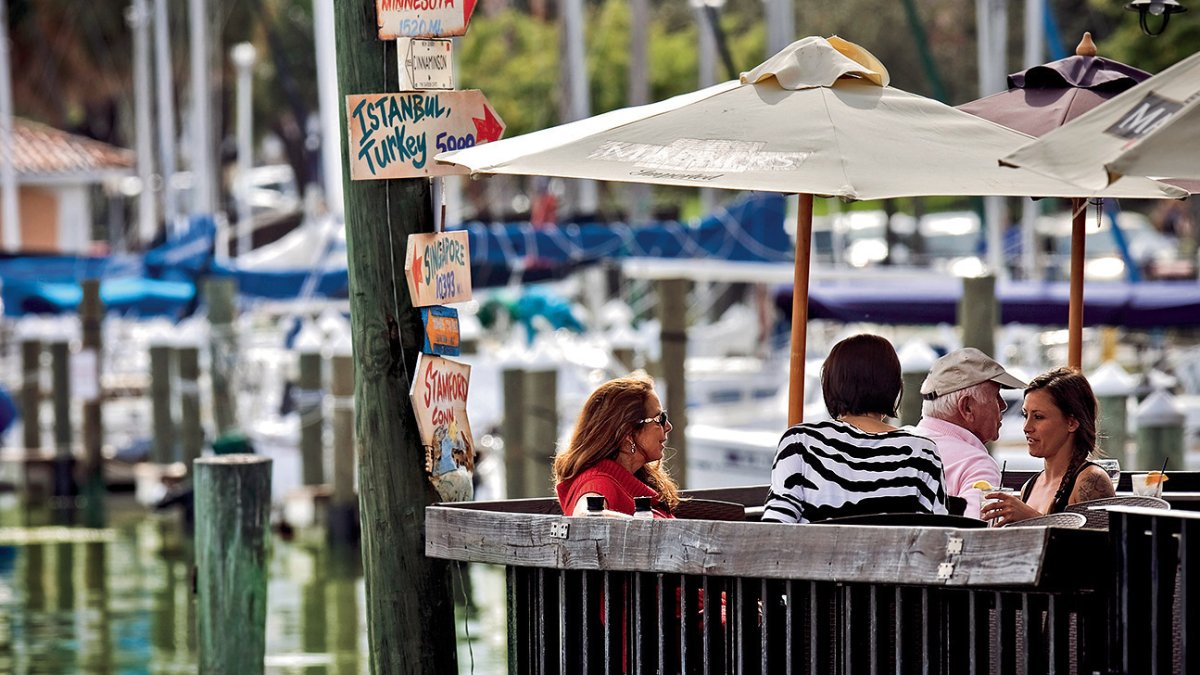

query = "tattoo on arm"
(1075, 470), (1116, 502)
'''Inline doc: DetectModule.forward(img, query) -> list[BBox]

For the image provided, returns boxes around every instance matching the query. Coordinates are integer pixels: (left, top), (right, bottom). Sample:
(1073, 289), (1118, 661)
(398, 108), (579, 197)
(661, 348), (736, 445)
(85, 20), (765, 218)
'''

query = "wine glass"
(1096, 459), (1121, 490)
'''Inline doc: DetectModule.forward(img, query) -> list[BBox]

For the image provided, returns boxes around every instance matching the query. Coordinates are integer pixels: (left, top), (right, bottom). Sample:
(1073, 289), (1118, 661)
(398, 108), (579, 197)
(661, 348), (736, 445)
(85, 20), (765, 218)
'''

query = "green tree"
(1086, 0), (1200, 72)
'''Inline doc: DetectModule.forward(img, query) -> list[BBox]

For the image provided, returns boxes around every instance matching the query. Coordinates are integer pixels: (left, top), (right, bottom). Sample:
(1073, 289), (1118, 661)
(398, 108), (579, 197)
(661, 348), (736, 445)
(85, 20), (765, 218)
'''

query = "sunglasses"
(636, 411), (669, 427)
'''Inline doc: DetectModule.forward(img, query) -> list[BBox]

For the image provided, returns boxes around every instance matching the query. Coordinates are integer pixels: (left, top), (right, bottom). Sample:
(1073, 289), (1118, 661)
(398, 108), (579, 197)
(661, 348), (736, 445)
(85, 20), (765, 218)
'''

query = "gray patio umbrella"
(959, 33), (1161, 370)
(438, 36), (1184, 424)
(1004, 49), (1200, 189)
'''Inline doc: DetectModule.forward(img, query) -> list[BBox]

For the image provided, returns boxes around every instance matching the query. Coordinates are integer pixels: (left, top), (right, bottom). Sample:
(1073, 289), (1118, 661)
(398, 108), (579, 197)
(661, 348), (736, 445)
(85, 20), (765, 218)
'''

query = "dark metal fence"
(427, 488), (1200, 674)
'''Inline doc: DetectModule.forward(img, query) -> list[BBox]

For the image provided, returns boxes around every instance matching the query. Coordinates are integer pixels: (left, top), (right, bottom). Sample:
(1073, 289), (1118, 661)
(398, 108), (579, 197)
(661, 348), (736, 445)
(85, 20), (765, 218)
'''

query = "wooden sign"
(346, 90), (504, 180)
(400, 38), (454, 90)
(377, 0), (478, 39)
(421, 306), (461, 356)
(405, 230), (471, 307)
(410, 353), (475, 501)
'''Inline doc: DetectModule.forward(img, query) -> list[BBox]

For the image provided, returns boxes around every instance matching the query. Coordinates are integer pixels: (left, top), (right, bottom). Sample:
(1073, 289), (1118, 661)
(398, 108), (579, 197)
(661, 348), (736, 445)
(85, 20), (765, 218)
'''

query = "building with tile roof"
(3, 118), (134, 253)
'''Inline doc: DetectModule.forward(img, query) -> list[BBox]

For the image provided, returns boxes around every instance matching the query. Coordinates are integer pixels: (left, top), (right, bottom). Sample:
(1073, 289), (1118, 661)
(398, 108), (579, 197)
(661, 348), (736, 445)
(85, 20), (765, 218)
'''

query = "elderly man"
(911, 348), (1026, 519)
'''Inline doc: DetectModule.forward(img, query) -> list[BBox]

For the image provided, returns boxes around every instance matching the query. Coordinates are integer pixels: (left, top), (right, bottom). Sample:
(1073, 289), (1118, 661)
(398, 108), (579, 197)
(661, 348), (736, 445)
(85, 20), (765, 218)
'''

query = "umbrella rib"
(817, 88), (854, 196)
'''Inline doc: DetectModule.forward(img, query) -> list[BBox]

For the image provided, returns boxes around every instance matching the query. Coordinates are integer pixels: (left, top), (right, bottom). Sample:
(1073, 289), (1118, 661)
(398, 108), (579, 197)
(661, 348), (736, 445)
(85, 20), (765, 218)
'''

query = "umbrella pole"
(788, 193), (814, 426)
(1068, 197), (1086, 370)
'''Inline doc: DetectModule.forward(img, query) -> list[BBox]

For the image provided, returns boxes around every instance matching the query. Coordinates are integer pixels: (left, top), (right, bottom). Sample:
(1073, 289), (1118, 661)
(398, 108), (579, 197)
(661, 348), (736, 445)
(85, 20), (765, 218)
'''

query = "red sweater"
(555, 459), (673, 518)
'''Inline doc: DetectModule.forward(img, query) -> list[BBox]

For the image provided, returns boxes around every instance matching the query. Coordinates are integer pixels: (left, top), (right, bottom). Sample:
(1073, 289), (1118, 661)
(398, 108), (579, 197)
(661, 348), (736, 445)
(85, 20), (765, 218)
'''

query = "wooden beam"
(425, 506), (1106, 590)
(333, 1), (458, 672)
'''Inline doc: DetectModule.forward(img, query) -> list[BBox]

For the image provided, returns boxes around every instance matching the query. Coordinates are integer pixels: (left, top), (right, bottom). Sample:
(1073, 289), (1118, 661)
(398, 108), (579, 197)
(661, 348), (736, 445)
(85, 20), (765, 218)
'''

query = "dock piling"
(195, 453), (271, 675)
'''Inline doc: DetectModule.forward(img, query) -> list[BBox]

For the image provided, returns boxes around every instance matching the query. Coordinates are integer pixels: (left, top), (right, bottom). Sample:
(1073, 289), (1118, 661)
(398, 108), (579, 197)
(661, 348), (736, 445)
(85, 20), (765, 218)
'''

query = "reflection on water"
(0, 494), (505, 674)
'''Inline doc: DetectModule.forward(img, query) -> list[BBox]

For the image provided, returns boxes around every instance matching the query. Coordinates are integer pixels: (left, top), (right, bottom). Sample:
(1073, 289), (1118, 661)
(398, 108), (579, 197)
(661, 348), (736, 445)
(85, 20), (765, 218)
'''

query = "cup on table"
(1095, 459), (1121, 490)
(977, 487), (1019, 526)
(1132, 472), (1167, 498)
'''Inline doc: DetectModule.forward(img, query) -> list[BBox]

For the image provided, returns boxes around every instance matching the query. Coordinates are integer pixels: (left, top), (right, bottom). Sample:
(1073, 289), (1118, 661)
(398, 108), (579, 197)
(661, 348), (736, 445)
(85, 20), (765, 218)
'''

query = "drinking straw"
(999, 460), (1008, 490)
(1159, 457), (1170, 496)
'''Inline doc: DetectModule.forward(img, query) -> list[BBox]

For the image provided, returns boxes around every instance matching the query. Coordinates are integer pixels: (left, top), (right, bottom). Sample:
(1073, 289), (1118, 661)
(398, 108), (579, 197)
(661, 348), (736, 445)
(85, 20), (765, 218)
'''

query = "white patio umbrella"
(1002, 49), (1200, 190)
(439, 36), (1184, 425)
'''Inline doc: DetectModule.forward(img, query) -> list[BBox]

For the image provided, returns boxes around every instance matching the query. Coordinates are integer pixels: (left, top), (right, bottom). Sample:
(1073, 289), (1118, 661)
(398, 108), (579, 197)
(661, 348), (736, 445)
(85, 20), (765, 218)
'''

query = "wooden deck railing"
(427, 484), (1200, 674)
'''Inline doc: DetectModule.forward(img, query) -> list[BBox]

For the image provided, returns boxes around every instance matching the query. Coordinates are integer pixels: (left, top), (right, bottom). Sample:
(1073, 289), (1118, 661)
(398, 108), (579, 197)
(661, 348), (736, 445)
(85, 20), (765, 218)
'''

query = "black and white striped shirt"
(761, 419), (948, 524)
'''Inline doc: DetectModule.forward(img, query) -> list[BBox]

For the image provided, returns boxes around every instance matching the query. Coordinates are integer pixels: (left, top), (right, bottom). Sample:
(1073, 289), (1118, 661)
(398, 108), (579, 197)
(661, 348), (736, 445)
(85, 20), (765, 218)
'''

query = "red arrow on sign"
(346, 90), (506, 181)
(472, 105), (503, 144)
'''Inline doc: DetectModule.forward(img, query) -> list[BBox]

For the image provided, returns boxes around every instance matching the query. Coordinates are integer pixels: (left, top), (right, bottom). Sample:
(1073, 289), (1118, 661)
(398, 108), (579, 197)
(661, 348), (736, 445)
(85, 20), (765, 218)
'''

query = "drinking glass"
(1096, 459), (1121, 490)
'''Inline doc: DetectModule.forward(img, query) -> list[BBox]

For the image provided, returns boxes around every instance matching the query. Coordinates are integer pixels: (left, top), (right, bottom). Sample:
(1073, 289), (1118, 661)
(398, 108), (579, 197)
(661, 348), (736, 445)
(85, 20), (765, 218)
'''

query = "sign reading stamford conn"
(376, 0), (478, 39)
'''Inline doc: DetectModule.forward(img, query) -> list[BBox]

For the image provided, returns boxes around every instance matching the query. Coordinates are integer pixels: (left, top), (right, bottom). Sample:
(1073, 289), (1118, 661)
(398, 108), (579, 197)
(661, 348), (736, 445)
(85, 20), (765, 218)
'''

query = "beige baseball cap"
(920, 347), (1027, 399)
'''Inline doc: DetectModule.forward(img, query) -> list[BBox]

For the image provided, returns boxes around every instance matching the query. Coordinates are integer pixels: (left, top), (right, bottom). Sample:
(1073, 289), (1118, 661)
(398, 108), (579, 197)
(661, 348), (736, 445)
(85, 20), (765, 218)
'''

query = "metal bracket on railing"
(938, 536), (964, 580)
(937, 562), (955, 580)
(549, 521), (570, 539)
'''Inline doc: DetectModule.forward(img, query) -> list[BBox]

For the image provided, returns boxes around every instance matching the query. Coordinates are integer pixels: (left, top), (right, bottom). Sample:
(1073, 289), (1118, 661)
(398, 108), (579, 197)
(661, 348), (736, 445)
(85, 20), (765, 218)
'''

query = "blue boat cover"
(776, 278), (1200, 328)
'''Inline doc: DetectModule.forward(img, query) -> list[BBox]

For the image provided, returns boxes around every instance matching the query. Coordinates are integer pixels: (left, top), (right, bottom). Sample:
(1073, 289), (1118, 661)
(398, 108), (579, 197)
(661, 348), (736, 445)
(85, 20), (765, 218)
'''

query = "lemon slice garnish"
(972, 480), (994, 490)
(1147, 472), (1169, 485)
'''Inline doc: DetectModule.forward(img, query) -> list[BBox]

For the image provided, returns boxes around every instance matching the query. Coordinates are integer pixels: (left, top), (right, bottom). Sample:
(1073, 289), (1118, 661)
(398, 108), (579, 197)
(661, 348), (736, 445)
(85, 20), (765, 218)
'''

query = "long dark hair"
(1025, 367), (1098, 505)
(1024, 367), (1098, 463)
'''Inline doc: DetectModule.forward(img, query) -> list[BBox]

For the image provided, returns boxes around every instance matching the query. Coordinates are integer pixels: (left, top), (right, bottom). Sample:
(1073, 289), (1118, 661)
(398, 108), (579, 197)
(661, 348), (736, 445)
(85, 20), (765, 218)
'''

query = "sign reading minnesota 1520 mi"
(405, 230), (471, 306)
(346, 90), (504, 180)
(377, 0), (477, 39)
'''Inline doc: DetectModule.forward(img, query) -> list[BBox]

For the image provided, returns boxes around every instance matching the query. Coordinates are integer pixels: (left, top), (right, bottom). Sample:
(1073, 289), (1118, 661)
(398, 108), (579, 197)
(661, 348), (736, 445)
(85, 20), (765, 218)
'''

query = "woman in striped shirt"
(762, 334), (948, 524)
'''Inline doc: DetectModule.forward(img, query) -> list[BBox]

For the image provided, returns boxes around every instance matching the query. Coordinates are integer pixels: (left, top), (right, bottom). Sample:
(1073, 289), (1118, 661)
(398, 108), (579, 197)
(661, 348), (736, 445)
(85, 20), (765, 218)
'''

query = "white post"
(976, 0), (1009, 280)
(560, 0), (597, 218)
(188, 0), (214, 217)
(692, 0), (719, 217)
(154, 0), (181, 237)
(626, 0), (651, 224)
(231, 42), (256, 258)
(0, 0), (19, 251)
(763, 0), (794, 56)
(1019, 0), (1044, 280)
(129, 0), (158, 248)
(313, 0), (343, 219)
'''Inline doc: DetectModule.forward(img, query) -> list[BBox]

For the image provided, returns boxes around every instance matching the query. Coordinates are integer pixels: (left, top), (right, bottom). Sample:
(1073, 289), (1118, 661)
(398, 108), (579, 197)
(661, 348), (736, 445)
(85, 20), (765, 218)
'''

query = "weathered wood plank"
(425, 507), (1106, 588)
(196, 454), (271, 675)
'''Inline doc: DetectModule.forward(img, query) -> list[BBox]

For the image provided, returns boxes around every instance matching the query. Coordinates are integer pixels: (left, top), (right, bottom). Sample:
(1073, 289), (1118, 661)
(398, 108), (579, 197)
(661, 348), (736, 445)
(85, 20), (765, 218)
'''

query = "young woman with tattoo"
(981, 367), (1115, 526)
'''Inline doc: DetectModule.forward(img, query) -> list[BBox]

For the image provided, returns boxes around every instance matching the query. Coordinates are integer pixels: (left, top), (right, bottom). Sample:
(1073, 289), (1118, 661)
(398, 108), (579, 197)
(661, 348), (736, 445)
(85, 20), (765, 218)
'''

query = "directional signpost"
(404, 230), (472, 306)
(342, 0), (497, 668)
(376, 0), (478, 39)
(347, 90), (504, 180)
(400, 38), (454, 90)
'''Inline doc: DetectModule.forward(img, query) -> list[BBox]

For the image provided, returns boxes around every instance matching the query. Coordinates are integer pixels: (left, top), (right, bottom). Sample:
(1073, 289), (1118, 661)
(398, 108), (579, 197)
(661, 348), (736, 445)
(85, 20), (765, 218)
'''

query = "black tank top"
(1020, 461), (1099, 514)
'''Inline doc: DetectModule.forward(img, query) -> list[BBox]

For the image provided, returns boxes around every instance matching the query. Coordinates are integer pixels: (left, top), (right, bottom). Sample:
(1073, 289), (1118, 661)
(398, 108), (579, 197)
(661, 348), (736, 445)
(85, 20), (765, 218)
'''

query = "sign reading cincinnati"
(589, 138), (811, 182)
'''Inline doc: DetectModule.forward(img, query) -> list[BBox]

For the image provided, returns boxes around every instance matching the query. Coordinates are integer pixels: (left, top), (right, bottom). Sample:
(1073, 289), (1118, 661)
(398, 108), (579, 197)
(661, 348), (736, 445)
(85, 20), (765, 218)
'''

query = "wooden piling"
(333, 1), (459, 671)
(502, 367), (527, 498)
(523, 368), (557, 497)
(959, 275), (997, 357)
(176, 345), (203, 469)
(48, 339), (73, 503)
(80, 279), (105, 526)
(328, 352), (357, 544)
(298, 347), (324, 486)
(658, 278), (689, 486)
(50, 340), (71, 457)
(149, 342), (175, 464)
(20, 337), (41, 452)
(204, 277), (238, 436)
(195, 454), (271, 675)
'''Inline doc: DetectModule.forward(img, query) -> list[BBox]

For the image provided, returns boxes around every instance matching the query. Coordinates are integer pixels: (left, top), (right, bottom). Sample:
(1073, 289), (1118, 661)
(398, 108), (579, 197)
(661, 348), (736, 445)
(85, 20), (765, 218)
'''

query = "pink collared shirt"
(908, 417), (1000, 520)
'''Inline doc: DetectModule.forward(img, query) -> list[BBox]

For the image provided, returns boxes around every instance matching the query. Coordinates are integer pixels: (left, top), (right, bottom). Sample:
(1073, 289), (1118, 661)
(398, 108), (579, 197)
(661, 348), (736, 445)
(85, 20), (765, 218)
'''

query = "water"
(0, 495), (506, 674)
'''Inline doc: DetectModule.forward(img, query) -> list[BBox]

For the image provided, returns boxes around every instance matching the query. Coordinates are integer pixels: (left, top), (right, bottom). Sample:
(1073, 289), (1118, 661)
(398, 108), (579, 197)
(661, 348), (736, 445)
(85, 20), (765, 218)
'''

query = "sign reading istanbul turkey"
(376, 0), (478, 39)
(410, 353), (475, 501)
(346, 90), (504, 180)
(404, 230), (472, 307)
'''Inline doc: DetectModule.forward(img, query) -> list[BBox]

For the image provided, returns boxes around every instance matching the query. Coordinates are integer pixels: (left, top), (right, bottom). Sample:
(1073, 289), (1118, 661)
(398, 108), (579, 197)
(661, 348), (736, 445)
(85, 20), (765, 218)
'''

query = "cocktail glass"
(1132, 472), (1167, 498)
(1096, 459), (1121, 490)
